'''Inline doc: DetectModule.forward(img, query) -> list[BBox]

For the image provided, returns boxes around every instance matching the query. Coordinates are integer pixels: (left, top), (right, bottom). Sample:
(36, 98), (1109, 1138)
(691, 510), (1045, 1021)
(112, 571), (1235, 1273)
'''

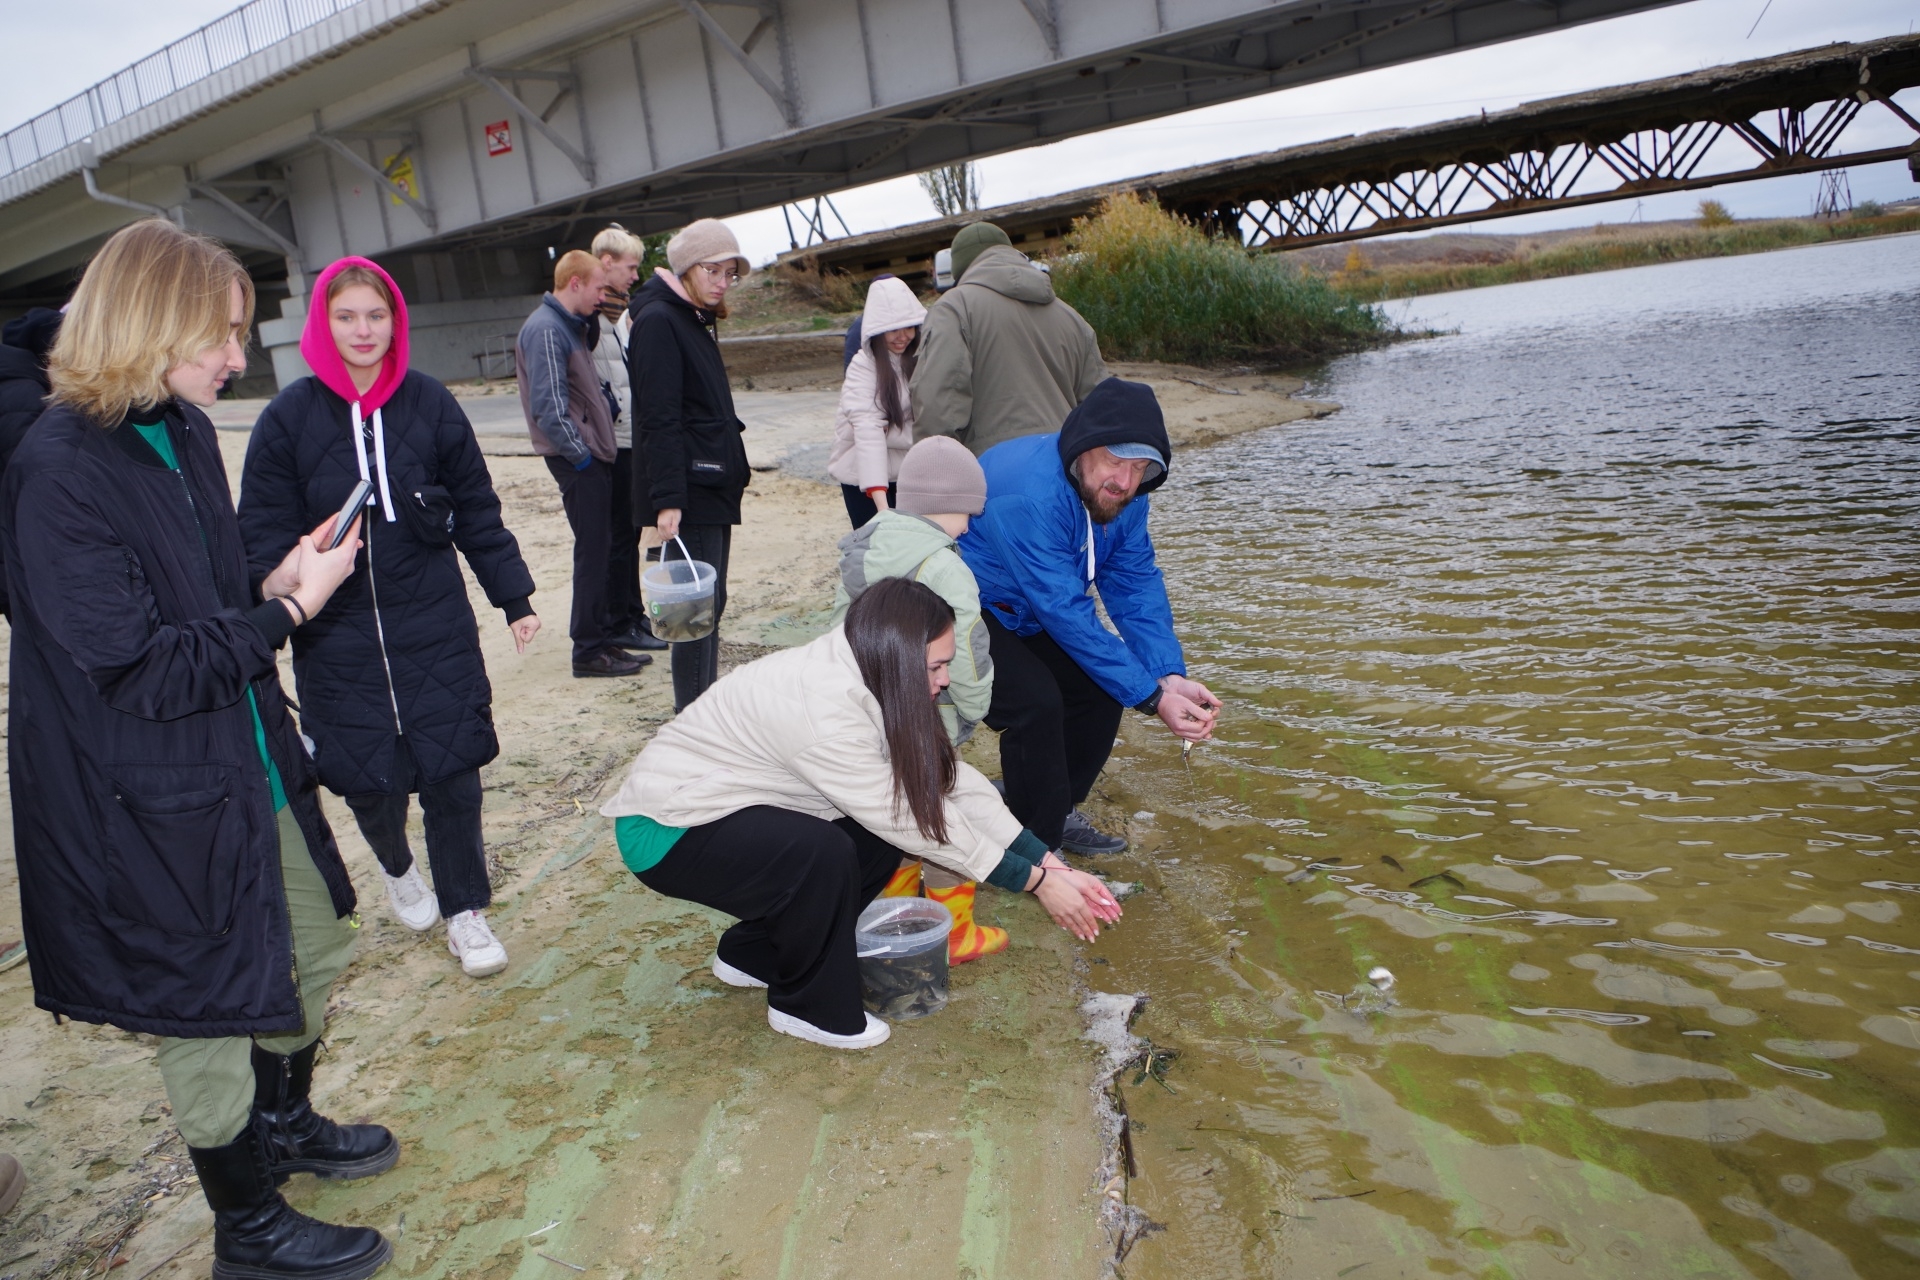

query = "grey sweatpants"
(153, 806), (357, 1148)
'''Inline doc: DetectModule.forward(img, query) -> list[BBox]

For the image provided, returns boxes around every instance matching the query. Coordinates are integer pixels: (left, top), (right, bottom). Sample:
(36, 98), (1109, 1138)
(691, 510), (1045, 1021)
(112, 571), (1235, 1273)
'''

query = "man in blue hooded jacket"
(961, 377), (1219, 855)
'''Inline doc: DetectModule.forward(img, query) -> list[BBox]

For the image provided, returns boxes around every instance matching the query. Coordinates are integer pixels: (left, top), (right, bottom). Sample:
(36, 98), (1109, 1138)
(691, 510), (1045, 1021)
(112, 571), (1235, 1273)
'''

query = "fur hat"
(666, 219), (750, 277)
(896, 437), (988, 517)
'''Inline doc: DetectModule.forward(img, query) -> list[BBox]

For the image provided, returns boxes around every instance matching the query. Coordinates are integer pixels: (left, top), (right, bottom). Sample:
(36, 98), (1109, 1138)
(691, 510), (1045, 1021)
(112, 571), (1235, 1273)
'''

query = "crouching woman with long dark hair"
(601, 577), (1121, 1048)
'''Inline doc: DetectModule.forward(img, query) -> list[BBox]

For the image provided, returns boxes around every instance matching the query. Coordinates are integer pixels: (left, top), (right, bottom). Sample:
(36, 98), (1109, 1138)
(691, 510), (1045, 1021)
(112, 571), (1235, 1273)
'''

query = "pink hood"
(300, 257), (410, 414)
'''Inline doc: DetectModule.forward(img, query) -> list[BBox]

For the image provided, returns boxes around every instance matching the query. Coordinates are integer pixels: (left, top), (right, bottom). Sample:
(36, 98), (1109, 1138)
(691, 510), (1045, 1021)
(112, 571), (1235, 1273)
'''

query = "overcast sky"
(5, 0), (1915, 265)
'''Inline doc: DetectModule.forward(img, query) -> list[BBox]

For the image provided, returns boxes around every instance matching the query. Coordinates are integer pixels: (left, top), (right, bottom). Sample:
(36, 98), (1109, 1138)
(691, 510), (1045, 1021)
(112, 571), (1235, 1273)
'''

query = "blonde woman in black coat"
(0, 220), (388, 1280)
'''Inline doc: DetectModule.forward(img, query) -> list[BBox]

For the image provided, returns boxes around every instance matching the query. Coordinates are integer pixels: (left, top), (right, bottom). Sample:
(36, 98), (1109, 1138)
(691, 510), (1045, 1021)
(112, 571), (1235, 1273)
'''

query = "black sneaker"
(573, 649), (648, 678)
(1060, 808), (1127, 856)
(610, 623), (670, 652)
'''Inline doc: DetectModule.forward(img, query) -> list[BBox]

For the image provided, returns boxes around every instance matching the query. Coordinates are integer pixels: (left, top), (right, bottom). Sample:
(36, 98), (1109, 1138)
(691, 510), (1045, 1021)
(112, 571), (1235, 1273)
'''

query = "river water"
(1097, 234), (1920, 1278)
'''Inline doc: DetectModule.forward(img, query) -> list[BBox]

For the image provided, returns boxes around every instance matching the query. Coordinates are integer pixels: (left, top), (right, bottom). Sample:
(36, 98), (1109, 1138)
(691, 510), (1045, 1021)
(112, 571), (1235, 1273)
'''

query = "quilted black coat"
(0, 401), (354, 1037)
(238, 372), (535, 795)
(627, 273), (750, 527)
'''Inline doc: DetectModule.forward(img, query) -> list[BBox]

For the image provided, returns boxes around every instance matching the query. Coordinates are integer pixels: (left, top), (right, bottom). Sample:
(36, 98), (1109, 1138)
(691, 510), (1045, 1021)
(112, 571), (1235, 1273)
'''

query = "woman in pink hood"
(239, 258), (538, 979)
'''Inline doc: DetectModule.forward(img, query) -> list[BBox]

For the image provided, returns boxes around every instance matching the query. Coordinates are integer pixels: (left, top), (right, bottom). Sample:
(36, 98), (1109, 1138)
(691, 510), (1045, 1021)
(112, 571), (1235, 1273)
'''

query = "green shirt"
(615, 814), (687, 875)
(133, 420), (288, 812)
(614, 813), (1044, 889)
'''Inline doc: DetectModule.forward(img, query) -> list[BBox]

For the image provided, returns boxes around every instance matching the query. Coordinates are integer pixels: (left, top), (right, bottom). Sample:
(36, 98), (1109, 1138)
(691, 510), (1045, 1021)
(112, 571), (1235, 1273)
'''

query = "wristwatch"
(1134, 687), (1163, 717)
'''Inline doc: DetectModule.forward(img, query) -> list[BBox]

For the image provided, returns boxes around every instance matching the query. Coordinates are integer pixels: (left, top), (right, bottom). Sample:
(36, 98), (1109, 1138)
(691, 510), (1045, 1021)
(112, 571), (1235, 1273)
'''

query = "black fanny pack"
(397, 484), (456, 547)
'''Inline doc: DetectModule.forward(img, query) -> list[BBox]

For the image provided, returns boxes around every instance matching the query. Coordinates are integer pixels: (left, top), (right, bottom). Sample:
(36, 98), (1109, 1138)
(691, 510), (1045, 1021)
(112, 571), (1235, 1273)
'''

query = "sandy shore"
(0, 367), (1331, 1280)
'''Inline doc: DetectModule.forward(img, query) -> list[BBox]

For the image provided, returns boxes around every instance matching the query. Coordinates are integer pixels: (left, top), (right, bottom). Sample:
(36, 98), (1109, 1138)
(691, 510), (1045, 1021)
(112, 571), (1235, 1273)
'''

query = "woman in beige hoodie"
(828, 277), (926, 528)
(602, 579), (1120, 1049)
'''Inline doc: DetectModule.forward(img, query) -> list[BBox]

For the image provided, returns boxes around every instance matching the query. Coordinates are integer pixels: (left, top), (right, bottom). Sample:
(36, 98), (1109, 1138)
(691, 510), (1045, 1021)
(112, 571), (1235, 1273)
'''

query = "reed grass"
(1327, 210), (1920, 302)
(1049, 194), (1388, 364)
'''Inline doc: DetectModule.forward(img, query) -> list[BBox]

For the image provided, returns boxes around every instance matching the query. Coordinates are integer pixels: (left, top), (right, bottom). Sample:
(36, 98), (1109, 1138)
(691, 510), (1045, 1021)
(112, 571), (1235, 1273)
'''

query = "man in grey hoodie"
(910, 221), (1107, 456)
(517, 251), (645, 679)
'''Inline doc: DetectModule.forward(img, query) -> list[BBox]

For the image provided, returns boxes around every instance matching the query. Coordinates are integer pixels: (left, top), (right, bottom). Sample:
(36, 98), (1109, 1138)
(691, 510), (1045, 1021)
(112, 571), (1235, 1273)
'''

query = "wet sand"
(0, 369), (1331, 1280)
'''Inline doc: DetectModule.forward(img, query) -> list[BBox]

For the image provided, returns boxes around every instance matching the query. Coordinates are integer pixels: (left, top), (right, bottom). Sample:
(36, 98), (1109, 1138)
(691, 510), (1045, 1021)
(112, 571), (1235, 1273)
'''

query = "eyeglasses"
(694, 261), (741, 284)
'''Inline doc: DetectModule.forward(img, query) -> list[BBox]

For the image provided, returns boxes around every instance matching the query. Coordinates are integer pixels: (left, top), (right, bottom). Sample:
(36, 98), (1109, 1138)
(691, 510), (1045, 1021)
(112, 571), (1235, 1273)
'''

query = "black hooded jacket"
(627, 273), (750, 526)
(237, 371), (535, 795)
(0, 400), (355, 1037)
(0, 312), (55, 472)
(0, 310), (61, 617)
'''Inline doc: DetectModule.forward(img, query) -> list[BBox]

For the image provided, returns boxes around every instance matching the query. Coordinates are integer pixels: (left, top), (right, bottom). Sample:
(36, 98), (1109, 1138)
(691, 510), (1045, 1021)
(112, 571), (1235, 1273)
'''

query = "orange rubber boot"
(878, 862), (922, 898)
(925, 881), (1008, 965)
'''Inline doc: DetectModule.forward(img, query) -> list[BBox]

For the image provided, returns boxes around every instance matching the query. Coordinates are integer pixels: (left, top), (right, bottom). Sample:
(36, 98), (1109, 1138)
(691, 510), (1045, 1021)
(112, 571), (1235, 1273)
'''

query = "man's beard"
(1077, 475), (1135, 525)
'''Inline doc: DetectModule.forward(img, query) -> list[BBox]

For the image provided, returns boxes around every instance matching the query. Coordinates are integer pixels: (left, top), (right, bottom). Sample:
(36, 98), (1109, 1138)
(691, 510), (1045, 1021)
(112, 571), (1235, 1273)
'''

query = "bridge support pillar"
(258, 296), (312, 391)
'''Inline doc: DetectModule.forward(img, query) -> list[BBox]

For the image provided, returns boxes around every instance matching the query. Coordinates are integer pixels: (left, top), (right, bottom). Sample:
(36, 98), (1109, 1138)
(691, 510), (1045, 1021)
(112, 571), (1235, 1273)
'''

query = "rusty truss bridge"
(782, 34), (1920, 281)
(1172, 33), (1920, 247)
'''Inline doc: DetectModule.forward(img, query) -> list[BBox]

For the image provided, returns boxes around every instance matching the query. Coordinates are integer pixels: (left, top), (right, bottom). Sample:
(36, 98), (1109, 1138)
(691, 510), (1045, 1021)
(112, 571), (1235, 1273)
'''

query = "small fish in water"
(1342, 968), (1397, 1015)
(1410, 871), (1464, 890)
(1182, 739), (1194, 765)
(1283, 868), (1315, 885)
(1380, 855), (1404, 872)
(1342, 986), (1393, 1015)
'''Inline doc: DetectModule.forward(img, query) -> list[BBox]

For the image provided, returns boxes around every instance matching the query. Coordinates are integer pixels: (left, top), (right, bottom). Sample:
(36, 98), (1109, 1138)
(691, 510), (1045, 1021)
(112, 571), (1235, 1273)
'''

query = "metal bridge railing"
(1, 0), (362, 180)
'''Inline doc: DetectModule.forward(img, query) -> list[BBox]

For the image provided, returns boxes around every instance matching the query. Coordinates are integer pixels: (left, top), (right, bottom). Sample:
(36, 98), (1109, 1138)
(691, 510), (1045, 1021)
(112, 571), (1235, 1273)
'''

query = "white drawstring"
(1084, 508), (1096, 582)
(349, 402), (397, 523)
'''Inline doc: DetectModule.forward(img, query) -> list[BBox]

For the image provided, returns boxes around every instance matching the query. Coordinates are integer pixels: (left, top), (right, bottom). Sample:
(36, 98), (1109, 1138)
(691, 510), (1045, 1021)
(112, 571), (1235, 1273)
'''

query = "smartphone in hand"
(326, 480), (375, 551)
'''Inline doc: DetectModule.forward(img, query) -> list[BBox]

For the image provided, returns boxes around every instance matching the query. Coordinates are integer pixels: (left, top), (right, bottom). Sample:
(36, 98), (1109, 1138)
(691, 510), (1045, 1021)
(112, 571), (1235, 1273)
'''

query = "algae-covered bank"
(0, 373), (1330, 1280)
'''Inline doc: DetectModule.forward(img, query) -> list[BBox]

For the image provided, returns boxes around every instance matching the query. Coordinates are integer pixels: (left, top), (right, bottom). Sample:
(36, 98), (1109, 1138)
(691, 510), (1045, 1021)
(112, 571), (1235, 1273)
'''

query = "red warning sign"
(485, 120), (513, 156)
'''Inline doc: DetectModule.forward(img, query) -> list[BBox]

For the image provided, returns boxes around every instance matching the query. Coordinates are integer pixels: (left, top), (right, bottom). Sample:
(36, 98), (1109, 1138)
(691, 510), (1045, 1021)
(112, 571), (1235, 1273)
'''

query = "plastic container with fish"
(856, 897), (951, 1021)
(641, 535), (717, 642)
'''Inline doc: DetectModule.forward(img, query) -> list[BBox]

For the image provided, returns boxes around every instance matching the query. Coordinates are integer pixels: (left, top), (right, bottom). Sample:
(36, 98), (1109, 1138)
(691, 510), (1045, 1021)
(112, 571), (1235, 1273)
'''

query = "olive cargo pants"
(153, 806), (357, 1147)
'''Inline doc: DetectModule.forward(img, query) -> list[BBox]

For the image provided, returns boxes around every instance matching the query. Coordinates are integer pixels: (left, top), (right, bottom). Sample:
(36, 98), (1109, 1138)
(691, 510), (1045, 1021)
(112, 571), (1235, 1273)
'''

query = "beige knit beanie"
(666, 219), (750, 277)
(896, 437), (987, 517)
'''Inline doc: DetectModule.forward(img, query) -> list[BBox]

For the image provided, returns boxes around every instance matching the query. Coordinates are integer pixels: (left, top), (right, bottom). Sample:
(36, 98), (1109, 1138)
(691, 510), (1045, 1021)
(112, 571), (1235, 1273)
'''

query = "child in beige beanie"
(830, 438), (1008, 963)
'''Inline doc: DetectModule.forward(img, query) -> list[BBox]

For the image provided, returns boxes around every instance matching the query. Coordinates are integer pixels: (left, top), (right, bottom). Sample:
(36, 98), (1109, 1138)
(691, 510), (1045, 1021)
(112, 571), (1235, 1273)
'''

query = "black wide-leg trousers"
(636, 806), (900, 1034)
(545, 455), (615, 662)
(608, 448), (644, 631)
(981, 612), (1125, 850)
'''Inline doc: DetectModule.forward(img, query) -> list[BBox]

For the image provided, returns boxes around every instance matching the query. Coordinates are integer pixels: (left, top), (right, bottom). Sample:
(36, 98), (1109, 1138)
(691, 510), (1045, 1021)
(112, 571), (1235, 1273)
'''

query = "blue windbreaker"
(959, 432), (1184, 708)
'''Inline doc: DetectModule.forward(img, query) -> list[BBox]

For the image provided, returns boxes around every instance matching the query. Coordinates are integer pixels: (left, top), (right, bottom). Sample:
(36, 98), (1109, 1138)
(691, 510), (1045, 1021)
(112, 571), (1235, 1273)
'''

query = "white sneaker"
(382, 864), (441, 932)
(767, 1007), (890, 1049)
(446, 910), (508, 977)
(712, 954), (768, 989)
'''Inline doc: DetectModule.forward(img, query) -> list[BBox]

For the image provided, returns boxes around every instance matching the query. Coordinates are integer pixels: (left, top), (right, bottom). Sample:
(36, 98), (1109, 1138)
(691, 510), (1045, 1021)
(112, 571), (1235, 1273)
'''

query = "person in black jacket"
(0, 308), (59, 467)
(0, 306), (62, 619)
(239, 257), (537, 980)
(628, 218), (752, 710)
(0, 219), (391, 1280)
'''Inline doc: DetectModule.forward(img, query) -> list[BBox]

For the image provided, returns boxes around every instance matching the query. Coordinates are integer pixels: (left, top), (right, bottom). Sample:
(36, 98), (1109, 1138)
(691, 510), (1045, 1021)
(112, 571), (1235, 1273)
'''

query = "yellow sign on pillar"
(383, 154), (418, 206)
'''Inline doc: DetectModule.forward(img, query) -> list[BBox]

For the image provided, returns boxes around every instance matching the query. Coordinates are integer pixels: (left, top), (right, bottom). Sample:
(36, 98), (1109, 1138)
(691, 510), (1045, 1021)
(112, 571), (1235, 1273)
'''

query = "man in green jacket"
(910, 222), (1106, 456)
(831, 437), (1009, 964)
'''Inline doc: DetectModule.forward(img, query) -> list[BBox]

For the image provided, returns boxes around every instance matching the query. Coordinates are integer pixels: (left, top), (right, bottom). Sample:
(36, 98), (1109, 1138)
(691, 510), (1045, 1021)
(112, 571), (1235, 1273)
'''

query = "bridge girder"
(777, 34), (1920, 286)
(1165, 36), (1920, 246)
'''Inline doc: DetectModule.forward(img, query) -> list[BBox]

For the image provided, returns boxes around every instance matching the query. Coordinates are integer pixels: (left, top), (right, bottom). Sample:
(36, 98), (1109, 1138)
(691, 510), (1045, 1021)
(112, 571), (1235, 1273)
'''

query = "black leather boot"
(252, 1042), (399, 1183)
(189, 1124), (391, 1280)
